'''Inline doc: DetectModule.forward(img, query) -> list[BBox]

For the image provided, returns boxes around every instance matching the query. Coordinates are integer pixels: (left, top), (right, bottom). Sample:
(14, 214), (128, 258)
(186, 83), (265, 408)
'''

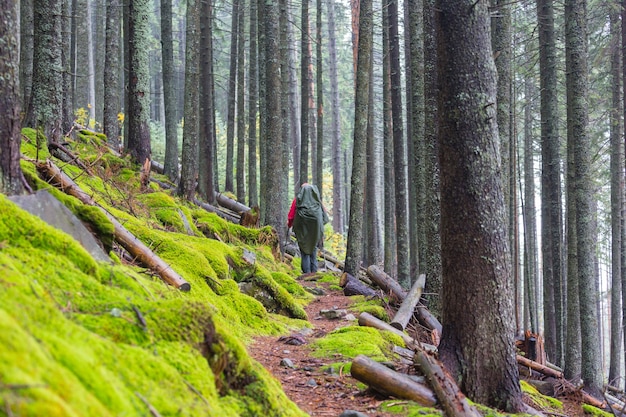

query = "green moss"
(271, 272), (313, 299)
(381, 400), (443, 416)
(245, 267), (308, 320)
(520, 380), (562, 410)
(310, 325), (395, 360)
(582, 404), (613, 416)
(350, 296), (389, 321)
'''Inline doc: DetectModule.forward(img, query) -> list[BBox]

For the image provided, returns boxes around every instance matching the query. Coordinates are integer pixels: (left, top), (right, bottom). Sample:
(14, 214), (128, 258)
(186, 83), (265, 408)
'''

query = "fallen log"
(366, 265), (442, 335)
(391, 274), (425, 330)
(192, 198), (241, 223)
(350, 354), (437, 407)
(516, 355), (605, 409)
(358, 312), (437, 353)
(36, 160), (191, 291)
(516, 355), (562, 379)
(340, 272), (378, 297)
(413, 349), (481, 417)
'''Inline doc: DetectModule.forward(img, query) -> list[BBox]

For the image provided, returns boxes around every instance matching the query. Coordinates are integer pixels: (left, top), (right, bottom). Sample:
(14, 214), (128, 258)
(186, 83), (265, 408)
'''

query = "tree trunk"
(199, 0), (217, 205)
(0, 0), (25, 196)
(127, 0), (152, 166)
(178, 0), (200, 201)
(522, 64), (539, 333)
(20, 0), (34, 122)
(225, 0), (240, 192)
(608, 2), (623, 386)
(344, 0), (372, 277)
(315, 0), (324, 194)
(236, 0), (247, 203)
(299, 0), (311, 186)
(538, 0), (564, 367)
(565, 0), (602, 396)
(388, 0), (410, 289)
(327, 0), (343, 234)
(161, 0), (179, 181)
(382, 0), (396, 277)
(422, 0), (441, 318)
(104, 0), (122, 149)
(436, 0), (524, 410)
(28, 0), (63, 144)
(248, 0), (259, 207)
(263, 0), (286, 251)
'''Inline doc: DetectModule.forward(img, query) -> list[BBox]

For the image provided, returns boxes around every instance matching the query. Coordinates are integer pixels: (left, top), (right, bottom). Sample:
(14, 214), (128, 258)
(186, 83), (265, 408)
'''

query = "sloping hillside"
(0, 129), (315, 416)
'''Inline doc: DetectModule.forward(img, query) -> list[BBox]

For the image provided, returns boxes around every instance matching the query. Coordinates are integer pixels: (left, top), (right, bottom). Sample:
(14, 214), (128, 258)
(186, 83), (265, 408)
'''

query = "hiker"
(287, 183), (328, 273)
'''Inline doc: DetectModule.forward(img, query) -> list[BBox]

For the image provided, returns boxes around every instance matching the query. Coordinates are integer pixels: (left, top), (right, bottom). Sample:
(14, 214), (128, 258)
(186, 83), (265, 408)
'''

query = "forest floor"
(248, 274), (591, 417)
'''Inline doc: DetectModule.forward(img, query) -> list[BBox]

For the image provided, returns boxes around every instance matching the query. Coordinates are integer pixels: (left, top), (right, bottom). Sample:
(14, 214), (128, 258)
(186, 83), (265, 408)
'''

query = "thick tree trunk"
(225, 0), (240, 192)
(0, 0), (25, 196)
(436, 0), (524, 410)
(161, 0), (179, 181)
(247, 0), (259, 207)
(236, 0), (246, 203)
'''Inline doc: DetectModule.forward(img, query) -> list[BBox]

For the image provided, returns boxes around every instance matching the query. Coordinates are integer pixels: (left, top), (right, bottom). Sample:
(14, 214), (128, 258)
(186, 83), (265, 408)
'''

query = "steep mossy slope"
(0, 129), (311, 416)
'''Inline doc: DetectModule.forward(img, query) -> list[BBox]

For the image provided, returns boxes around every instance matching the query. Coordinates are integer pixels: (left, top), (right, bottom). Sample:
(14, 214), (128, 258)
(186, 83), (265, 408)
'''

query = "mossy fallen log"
(36, 159), (191, 291)
(391, 274), (425, 331)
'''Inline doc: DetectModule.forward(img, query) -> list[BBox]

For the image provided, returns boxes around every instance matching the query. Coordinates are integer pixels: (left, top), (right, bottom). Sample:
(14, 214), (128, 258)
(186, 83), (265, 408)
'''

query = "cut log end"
(178, 283), (191, 292)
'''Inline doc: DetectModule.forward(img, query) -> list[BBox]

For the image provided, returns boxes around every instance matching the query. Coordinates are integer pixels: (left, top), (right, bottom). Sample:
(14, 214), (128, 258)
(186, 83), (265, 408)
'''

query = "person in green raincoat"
(287, 183), (329, 273)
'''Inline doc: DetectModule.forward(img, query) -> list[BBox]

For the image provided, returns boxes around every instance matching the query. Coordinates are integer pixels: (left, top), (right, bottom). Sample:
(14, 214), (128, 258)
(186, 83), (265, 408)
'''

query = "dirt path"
(248, 278), (399, 416)
(248, 275), (590, 417)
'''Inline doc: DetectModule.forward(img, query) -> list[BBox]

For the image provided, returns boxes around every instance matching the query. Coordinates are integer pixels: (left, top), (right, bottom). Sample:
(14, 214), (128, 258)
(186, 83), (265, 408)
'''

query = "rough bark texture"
(343, 0), (372, 277)
(127, 0), (152, 166)
(436, 0), (524, 411)
(327, 0), (344, 234)
(161, 0), (179, 181)
(299, 0), (311, 186)
(199, 0), (217, 204)
(104, 0), (122, 149)
(29, 0), (63, 144)
(236, 0), (246, 203)
(423, 0), (442, 315)
(248, 0), (259, 207)
(538, 0), (564, 366)
(225, 0), (240, 192)
(406, 0), (424, 284)
(315, 0), (324, 196)
(20, 0), (34, 121)
(608, 4), (623, 386)
(263, 0), (286, 250)
(178, 0), (200, 200)
(388, 0), (410, 289)
(382, 0), (397, 277)
(522, 68), (539, 333)
(565, 0), (602, 396)
(0, 0), (26, 196)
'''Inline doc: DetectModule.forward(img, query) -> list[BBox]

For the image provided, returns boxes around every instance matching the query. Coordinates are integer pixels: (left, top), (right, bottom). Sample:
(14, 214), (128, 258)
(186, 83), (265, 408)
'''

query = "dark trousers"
(301, 250), (318, 273)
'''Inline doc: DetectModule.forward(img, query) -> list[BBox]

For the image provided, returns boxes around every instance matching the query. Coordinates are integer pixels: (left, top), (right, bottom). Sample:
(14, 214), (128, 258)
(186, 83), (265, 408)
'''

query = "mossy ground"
(1, 131), (311, 416)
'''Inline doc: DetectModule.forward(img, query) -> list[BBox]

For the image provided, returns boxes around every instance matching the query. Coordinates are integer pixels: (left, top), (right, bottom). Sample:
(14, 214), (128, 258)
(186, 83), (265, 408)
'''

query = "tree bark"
(36, 160), (190, 291)
(236, 0), (246, 203)
(161, 0), (179, 181)
(436, 0), (524, 409)
(343, 0), (372, 277)
(178, 0), (200, 201)
(225, 0), (240, 192)
(0, 0), (25, 196)
(104, 0), (122, 150)
(247, 0), (259, 207)
(127, 0), (152, 166)
(351, 354), (437, 407)
(414, 350), (481, 417)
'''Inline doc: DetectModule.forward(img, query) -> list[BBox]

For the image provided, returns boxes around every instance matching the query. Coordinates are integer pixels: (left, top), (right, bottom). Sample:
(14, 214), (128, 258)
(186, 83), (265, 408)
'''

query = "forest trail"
(248, 276), (400, 416)
(248, 273), (591, 417)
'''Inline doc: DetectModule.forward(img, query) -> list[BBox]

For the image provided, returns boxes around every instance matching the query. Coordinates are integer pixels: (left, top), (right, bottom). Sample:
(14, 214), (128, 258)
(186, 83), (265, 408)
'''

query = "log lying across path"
(350, 354), (437, 407)
(366, 265), (442, 334)
(37, 160), (191, 291)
